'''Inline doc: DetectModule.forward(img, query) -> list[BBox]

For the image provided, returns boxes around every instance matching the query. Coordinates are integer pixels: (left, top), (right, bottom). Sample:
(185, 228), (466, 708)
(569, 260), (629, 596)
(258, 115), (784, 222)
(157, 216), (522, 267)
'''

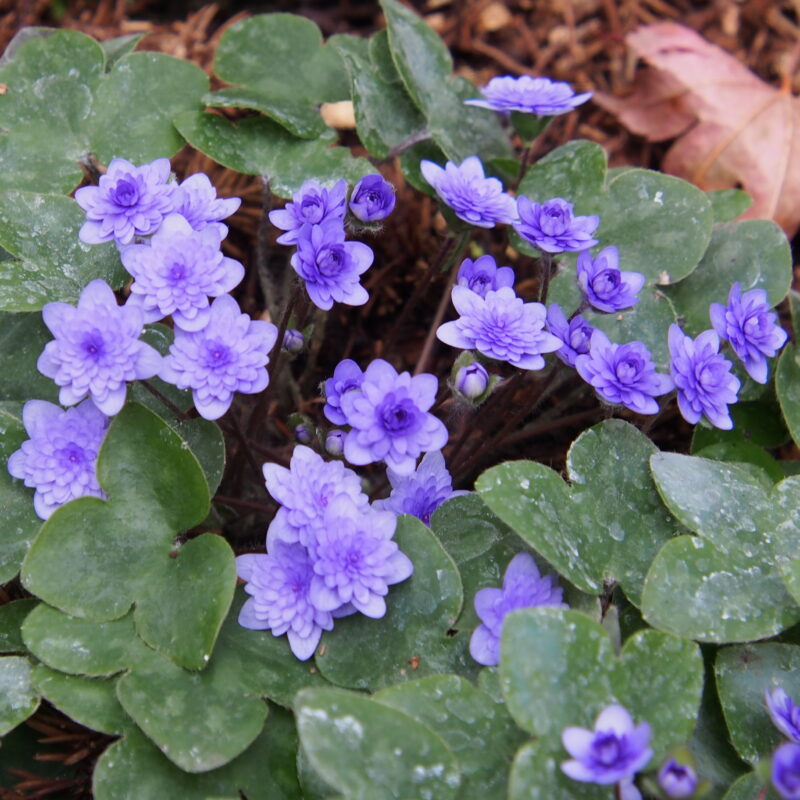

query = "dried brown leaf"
(596, 22), (800, 237)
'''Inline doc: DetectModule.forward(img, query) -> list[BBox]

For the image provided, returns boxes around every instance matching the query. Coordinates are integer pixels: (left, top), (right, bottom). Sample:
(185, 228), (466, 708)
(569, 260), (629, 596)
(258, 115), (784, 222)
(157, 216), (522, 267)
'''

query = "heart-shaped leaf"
(477, 419), (679, 605)
(0, 656), (39, 735)
(0, 312), (59, 402)
(777, 343), (800, 447)
(0, 599), (37, 654)
(295, 686), (461, 800)
(21, 403), (235, 669)
(0, 191), (126, 311)
(314, 515), (466, 691)
(642, 454), (800, 642)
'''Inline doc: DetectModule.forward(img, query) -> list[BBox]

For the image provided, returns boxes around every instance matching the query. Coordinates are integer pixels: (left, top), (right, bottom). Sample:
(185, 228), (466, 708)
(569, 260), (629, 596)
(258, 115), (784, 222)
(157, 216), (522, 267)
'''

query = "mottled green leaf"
(707, 189), (752, 223)
(0, 599), (37, 654)
(692, 398), (790, 451)
(0, 312), (59, 402)
(722, 773), (779, 800)
(296, 686), (460, 800)
(0, 656), (39, 735)
(777, 343), (800, 448)
(695, 440), (784, 484)
(100, 34), (143, 70)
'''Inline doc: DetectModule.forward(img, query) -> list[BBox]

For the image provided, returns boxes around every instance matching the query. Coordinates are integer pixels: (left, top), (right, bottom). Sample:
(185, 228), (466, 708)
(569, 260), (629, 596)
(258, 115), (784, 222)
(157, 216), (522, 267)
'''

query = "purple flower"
(455, 362), (490, 400)
(269, 179), (347, 245)
(766, 688), (800, 744)
(773, 742), (800, 800)
(437, 286), (562, 370)
(323, 359), (365, 425)
(456, 255), (515, 298)
(658, 759), (698, 799)
(420, 156), (517, 229)
(562, 705), (653, 785)
(173, 172), (240, 234)
(710, 283), (788, 384)
(546, 303), (593, 367)
(7, 400), (108, 520)
(291, 221), (373, 311)
(37, 279), (162, 416)
(514, 197), (599, 254)
(576, 246), (645, 313)
(374, 451), (467, 526)
(470, 553), (566, 666)
(575, 330), (673, 415)
(75, 157), (176, 245)
(263, 445), (369, 548)
(340, 359), (448, 476)
(282, 329), (305, 355)
(349, 174), (396, 222)
(120, 214), (245, 331)
(159, 294), (277, 420)
(308, 497), (413, 618)
(668, 325), (740, 430)
(236, 540), (333, 661)
(465, 75), (592, 116)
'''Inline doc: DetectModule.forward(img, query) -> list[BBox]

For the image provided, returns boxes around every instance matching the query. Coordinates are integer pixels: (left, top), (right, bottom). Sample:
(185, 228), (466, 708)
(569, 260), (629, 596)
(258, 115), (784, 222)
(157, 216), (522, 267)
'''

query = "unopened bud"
(294, 424), (313, 445)
(282, 329), (304, 355)
(455, 362), (489, 400)
(658, 759), (698, 799)
(325, 429), (345, 457)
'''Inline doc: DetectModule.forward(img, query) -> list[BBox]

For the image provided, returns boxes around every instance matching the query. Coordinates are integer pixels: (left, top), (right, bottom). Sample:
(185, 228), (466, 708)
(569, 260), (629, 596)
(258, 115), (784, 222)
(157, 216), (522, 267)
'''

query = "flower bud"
(294, 424), (313, 445)
(658, 759), (698, 799)
(325, 429), (345, 457)
(282, 329), (304, 355)
(455, 362), (489, 401)
(349, 174), (396, 222)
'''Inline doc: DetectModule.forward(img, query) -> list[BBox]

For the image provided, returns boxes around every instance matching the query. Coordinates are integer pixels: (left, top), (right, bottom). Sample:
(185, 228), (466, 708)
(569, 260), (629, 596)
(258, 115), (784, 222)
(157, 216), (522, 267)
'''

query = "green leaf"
(777, 343), (800, 447)
(0, 312), (59, 401)
(477, 419), (679, 605)
(0, 402), (43, 583)
(333, 31), (425, 159)
(692, 398), (790, 451)
(642, 454), (800, 642)
(379, 0), (511, 164)
(100, 33), (143, 70)
(500, 607), (702, 759)
(93, 708), (302, 800)
(32, 666), (127, 734)
(375, 675), (525, 800)
(21, 404), (234, 669)
(722, 773), (779, 800)
(695, 440), (784, 484)
(707, 189), (752, 223)
(0, 29), (208, 194)
(666, 220), (792, 335)
(315, 515), (465, 690)
(0, 598), (37, 654)
(173, 112), (372, 199)
(295, 686), (461, 800)
(716, 643), (800, 765)
(0, 191), (126, 311)
(0, 656), (39, 735)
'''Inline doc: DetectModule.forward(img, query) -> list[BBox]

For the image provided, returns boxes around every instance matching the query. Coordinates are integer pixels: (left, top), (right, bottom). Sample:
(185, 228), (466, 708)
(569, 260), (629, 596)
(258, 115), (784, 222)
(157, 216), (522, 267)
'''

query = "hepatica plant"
(0, 4), (798, 799)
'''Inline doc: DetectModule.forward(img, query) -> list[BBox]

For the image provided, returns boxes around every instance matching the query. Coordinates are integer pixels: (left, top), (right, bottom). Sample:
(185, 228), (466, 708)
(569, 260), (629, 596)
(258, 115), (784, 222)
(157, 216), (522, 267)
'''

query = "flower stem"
(139, 379), (189, 420)
(538, 252), (555, 303)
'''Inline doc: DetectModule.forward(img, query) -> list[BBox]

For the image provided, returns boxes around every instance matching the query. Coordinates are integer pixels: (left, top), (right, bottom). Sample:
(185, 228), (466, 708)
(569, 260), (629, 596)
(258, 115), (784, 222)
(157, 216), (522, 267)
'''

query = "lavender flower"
(263, 445), (369, 548)
(437, 286), (562, 370)
(668, 325), (740, 430)
(658, 759), (698, 799)
(546, 303), (593, 367)
(465, 75), (592, 116)
(75, 157), (176, 245)
(340, 359), (448, 476)
(159, 294), (277, 420)
(455, 361), (489, 400)
(349, 174), (396, 222)
(291, 221), (373, 311)
(710, 283), (788, 384)
(773, 742), (800, 800)
(308, 497), (413, 618)
(7, 400), (108, 520)
(235, 540), (333, 661)
(456, 255), (515, 298)
(576, 246), (645, 313)
(120, 214), (245, 331)
(268, 179), (347, 245)
(575, 330), (673, 415)
(561, 705), (653, 785)
(514, 197), (599, 254)
(420, 156), (517, 229)
(37, 279), (162, 416)
(766, 688), (800, 744)
(374, 451), (467, 526)
(323, 359), (364, 425)
(470, 553), (566, 666)
(173, 172), (241, 234)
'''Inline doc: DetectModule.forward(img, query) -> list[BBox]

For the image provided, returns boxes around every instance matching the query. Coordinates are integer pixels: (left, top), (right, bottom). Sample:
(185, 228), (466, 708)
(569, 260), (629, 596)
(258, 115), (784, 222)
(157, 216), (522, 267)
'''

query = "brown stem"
(538, 252), (555, 303)
(226, 409), (263, 482)
(213, 495), (273, 514)
(139, 380), (188, 420)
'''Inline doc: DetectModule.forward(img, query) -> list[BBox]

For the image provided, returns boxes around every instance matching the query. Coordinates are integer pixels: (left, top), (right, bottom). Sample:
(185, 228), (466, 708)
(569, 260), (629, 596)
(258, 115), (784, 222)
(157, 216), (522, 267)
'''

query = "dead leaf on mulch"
(595, 22), (800, 238)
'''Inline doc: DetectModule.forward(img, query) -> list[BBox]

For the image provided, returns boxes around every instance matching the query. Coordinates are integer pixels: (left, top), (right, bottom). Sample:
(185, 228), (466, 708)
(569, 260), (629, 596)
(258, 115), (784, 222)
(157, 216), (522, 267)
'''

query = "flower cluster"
(766, 687), (800, 799)
(236, 446), (413, 660)
(270, 175), (394, 309)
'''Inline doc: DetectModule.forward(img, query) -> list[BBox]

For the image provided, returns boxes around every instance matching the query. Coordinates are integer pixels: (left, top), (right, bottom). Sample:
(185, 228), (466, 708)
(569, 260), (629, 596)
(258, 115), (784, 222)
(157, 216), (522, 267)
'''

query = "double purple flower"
(268, 179), (347, 245)
(323, 359), (365, 426)
(456, 255), (515, 298)
(349, 174), (396, 222)
(546, 303), (593, 367)
(515, 197), (599, 254)
(576, 246), (645, 313)
(173, 172), (241, 235)
(465, 75), (592, 116)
